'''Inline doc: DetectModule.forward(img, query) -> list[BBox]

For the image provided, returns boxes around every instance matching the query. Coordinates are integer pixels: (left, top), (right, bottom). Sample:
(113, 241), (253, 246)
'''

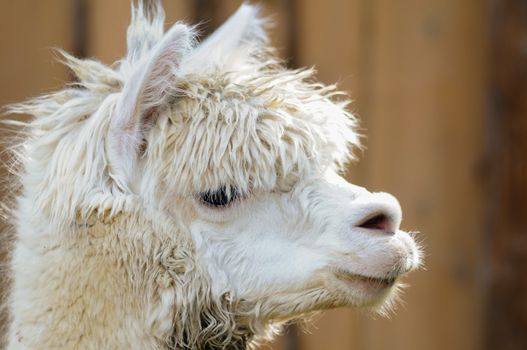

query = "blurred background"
(0, 0), (526, 349)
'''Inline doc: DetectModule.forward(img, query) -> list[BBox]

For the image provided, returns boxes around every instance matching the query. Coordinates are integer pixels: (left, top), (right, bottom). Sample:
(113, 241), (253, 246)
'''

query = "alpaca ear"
(108, 23), (193, 191)
(126, 0), (165, 63)
(183, 4), (268, 72)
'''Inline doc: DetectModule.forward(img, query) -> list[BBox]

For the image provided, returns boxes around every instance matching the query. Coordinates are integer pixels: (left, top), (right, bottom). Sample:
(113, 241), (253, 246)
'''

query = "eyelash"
(199, 186), (239, 208)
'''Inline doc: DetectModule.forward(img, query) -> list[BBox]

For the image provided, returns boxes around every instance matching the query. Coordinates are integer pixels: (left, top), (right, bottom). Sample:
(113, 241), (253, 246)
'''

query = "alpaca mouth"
(335, 271), (398, 290)
(355, 275), (397, 288)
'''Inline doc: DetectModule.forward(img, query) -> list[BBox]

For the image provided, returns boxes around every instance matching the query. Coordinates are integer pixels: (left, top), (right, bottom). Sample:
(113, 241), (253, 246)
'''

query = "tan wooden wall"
(1, 1), (525, 349)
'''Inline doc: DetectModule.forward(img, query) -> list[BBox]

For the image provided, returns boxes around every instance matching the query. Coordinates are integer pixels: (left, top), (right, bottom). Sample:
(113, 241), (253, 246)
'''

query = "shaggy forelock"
(154, 65), (359, 196)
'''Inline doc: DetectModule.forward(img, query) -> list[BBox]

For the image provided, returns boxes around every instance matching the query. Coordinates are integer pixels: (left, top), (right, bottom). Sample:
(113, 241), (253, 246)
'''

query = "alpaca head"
(106, 2), (421, 322)
(8, 1), (421, 345)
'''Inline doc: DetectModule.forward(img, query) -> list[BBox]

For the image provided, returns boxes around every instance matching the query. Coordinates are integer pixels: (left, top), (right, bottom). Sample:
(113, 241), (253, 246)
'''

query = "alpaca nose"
(353, 192), (402, 234)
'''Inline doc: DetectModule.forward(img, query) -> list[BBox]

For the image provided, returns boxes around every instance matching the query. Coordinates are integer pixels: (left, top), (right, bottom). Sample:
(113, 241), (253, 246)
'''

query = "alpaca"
(3, 2), (421, 349)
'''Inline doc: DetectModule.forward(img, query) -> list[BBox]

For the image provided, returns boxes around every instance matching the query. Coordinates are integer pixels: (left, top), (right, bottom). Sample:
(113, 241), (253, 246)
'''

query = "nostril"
(357, 213), (390, 231)
(353, 192), (402, 233)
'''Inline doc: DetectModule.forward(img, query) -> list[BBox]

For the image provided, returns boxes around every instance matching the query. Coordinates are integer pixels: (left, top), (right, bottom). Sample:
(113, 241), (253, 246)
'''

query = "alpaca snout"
(352, 192), (402, 234)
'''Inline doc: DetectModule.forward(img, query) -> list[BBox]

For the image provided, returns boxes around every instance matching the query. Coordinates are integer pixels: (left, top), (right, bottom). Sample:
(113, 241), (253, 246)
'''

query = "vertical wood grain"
(362, 4), (490, 350)
(0, 1), (75, 346)
(487, 1), (527, 349)
(0, 1), (74, 106)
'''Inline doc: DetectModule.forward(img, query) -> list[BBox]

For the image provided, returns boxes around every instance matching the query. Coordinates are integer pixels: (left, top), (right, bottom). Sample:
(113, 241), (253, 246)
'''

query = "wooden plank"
(295, 0), (491, 349)
(0, 1), (74, 106)
(487, 1), (527, 349)
(0, 1), (75, 346)
(363, 2), (490, 349)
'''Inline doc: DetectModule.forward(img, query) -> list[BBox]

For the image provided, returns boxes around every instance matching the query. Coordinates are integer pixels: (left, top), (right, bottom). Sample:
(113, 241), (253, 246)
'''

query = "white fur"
(3, 1), (421, 349)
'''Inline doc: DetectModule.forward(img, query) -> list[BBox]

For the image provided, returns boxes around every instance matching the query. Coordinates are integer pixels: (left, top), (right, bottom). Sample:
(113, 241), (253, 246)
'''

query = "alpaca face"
(103, 1), (421, 332)
(138, 86), (420, 320)
(181, 169), (420, 317)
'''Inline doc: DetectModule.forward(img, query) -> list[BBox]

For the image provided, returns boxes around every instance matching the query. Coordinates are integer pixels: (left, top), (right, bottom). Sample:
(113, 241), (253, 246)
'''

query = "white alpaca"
(4, 2), (421, 349)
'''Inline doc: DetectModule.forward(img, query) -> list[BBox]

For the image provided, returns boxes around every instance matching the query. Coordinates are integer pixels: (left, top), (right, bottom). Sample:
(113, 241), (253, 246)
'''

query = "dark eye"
(199, 186), (239, 207)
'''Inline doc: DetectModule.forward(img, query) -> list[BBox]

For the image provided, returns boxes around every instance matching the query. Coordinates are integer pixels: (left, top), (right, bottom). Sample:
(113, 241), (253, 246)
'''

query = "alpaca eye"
(199, 186), (239, 207)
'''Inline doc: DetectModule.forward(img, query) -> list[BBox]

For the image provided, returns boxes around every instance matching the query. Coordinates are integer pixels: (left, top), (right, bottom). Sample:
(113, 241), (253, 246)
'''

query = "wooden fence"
(0, 0), (525, 349)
